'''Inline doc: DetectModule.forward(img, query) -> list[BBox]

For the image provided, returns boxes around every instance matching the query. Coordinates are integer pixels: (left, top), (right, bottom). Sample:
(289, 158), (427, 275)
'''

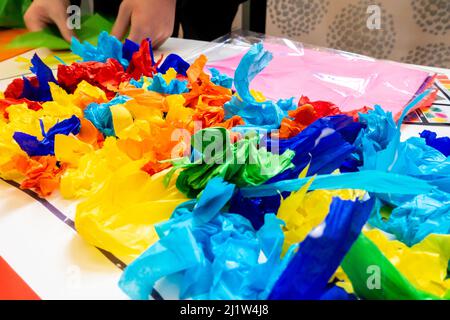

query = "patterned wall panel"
(266, 0), (450, 68)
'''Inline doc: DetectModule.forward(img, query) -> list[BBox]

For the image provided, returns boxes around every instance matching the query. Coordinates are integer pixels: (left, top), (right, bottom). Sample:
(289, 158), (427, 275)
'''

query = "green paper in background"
(0, 0), (31, 28)
(8, 13), (114, 50)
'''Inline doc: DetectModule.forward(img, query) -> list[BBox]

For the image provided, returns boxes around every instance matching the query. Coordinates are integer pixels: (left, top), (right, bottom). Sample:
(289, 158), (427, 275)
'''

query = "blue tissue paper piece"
(342, 97), (450, 245)
(122, 39), (140, 62)
(209, 68), (233, 89)
(71, 31), (129, 69)
(13, 115), (81, 157)
(420, 130), (450, 157)
(158, 54), (190, 76)
(269, 196), (374, 300)
(228, 115), (361, 230)
(356, 105), (398, 152)
(267, 115), (358, 182)
(349, 95), (450, 209)
(20, 54), (58, 102)
(240, 170), (434, 198)
(129, 77), (145, 88)
(229, 190), (284, 230)
(84, 95), (131, 137)
(356, 105), (450, 207)
(147, 73), (188, 94)
(119, 177), (288, 300)
(355, 90), (435, 174)
(224, 43), (297, 130)
(370, 191), (450, 246)
(319, 284), (357, 300)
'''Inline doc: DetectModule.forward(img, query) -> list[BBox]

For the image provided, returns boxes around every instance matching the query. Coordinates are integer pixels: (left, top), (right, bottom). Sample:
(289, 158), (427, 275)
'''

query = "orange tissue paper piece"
(183, 55), (232, 109)
(77, 118), (105, 149)
(15, 155), (67, 197)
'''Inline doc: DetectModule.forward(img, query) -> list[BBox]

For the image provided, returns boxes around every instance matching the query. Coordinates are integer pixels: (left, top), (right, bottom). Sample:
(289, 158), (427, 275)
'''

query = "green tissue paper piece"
(8, 13), (114, 50)
(76, 13), (114, 43)
(341, 234), (439, 300)
(8, 29), (69, 49)
(0, 0), (31, 28)
(173, 128), (295, 198)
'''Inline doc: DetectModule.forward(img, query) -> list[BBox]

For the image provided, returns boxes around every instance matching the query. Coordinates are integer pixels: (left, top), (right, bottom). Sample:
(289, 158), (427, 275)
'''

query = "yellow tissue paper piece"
(4, 104), (43, 137)
(123, 92), (165, 123)
(54, 134), (94, 166)
(165, 94), (194, 127)
(277, 176), (366, 254)
(234, 90), (266, 104)
(49, 81), (107, 111)
(75, 165), (187, 263)
(0, 105), (35, 179)
(139, 76), (152, 89)
(0, 127), (27, 180)
(335, 229), (450, 297)
(110, 104), (134, 137)
(364, 229), (450, 298)
(333, 267), (354, 294)
(162, 68), (177, 84)
(73, 81), (108, 109)
(0, 86), (87, 180)
(116, 119), (150, 142)
(59, 137), (134, 198)
(49, 82), (75, 107)
(45, 83), (82, 118)
(0, 81), (104, 181)
(250, 89), (266, 102)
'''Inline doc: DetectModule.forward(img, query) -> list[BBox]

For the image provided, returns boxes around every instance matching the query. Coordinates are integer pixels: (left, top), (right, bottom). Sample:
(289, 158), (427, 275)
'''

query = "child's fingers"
(54, 11), (76, 43)
(111, 4), (131, 41)
(24, 7), (47, 31)
(127, 25), (146, 43)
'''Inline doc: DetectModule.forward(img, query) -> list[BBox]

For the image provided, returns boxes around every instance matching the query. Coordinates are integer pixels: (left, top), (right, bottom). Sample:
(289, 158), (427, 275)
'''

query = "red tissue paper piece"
(278, 96), (371, 139)
(4, 77), (39, 99)
(141, 161), (172, 176)
(57, 58), (131, 99)
(126, 39), (160, 80)
(278, 96), (340, 139)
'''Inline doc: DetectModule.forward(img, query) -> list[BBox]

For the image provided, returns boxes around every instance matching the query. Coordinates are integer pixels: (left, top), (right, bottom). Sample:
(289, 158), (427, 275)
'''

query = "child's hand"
(24, 0), (75, 42)
(111, 0), (176, 48)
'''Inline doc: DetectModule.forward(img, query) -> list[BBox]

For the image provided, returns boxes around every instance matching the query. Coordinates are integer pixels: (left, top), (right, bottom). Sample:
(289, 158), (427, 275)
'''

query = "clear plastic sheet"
(186, 31), (432, 119)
